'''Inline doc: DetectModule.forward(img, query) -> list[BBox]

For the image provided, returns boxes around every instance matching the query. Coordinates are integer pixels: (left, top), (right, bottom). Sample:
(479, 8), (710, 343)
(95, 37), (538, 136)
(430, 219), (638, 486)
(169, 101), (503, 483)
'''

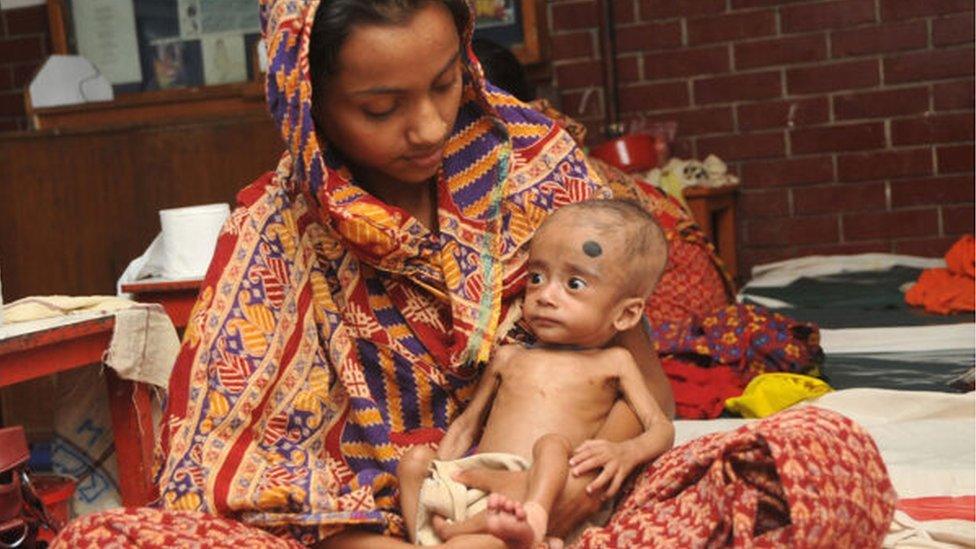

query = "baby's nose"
(534, 283), (558, 305)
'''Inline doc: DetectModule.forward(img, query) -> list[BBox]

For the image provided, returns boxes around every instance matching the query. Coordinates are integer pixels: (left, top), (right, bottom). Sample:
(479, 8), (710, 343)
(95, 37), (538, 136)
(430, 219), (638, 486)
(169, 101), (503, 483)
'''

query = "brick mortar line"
(780, 19), (902, 37)
(648, 25), (971, 54)
(552, 42), (972, 71)
(547, 28), (600, 36)
(609, 20), (682, 29)
(730, 98), (739, 133)
(835, 42), (976, 61)
(724, 28), (831, 46)
(732, 55), (882, 76)
(620, 58), (972, 86)
(828, 45), (934, 64)
(550, 55), (608, 64)
(618, 107), (972, 126)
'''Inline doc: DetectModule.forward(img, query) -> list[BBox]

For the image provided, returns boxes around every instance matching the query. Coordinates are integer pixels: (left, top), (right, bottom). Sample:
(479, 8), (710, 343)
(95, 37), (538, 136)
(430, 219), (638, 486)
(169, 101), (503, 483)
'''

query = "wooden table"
(121, 278), (203, 330)
(0, 313), (154, 506)
(684, 184), (739, 279)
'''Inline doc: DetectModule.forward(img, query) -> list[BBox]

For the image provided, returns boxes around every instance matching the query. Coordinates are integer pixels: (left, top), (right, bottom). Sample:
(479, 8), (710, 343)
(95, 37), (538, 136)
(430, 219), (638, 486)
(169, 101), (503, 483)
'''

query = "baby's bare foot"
(486, 494), (544, 549)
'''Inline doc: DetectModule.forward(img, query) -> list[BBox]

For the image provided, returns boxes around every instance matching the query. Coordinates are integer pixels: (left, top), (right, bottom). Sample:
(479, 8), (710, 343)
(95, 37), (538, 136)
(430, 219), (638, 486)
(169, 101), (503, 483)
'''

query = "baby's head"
(523, 199), (668, 348)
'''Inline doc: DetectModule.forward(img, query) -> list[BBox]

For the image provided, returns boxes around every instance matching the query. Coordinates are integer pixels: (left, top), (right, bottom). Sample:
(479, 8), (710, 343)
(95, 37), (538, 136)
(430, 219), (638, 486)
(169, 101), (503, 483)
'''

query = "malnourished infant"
(398, 199), (675, 548)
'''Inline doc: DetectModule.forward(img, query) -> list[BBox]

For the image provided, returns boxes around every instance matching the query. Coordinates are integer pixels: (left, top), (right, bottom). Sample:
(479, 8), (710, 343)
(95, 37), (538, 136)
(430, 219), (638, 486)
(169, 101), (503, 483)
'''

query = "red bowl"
(589, 133), (664, 173)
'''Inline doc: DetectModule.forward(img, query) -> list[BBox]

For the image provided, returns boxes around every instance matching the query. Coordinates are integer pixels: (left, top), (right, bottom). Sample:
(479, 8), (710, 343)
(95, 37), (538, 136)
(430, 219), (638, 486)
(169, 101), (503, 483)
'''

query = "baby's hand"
(568, 439), (639, 500)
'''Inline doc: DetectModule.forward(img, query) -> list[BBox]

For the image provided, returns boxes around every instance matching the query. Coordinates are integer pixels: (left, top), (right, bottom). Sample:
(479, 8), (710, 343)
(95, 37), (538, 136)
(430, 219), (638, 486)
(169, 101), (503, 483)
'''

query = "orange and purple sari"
(54, 0), (893, 546)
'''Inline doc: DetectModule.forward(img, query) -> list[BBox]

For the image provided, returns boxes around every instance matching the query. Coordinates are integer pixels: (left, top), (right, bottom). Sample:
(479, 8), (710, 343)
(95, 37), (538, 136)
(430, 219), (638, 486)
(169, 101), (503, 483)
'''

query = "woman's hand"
(569, 439), (640, 500)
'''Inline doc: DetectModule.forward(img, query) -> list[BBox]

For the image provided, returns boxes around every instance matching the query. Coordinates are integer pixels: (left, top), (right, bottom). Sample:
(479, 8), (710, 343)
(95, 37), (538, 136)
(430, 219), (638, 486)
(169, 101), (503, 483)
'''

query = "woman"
(54, 0), (894, 546)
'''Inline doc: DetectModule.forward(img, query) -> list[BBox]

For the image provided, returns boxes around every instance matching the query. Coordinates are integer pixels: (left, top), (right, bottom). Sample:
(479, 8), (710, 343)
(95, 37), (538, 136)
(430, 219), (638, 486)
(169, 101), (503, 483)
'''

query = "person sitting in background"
(472, 38), (535, 102)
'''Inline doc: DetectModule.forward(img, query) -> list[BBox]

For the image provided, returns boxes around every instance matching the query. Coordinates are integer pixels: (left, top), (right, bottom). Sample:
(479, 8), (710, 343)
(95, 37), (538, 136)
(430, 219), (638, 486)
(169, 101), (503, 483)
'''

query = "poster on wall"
(199, 0), (260, 34)
(201, 33), (248, 85)
(471, 0), (529, 59)
(177, 0), (201, 37)
(145, 37), (203, 90)
(65, 0), (261, 94)
(474, 0), (515, 28)
(71, 0), (142, 85)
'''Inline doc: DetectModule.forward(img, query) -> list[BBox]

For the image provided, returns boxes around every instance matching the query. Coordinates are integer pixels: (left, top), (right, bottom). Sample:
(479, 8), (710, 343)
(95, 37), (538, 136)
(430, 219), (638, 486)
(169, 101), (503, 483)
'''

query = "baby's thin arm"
(436, 347), (511, 460)
(616, 350), (675, 462)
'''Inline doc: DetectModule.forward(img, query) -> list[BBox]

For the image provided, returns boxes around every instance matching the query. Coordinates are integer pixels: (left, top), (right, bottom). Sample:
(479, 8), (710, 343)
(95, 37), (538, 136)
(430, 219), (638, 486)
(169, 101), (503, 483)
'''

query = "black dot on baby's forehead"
(582, 240), (602, 257)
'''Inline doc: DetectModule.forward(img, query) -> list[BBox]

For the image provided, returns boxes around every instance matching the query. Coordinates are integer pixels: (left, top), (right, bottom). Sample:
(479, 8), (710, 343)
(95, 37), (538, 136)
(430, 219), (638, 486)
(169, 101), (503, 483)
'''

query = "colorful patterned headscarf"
(153, 0), (606, 543)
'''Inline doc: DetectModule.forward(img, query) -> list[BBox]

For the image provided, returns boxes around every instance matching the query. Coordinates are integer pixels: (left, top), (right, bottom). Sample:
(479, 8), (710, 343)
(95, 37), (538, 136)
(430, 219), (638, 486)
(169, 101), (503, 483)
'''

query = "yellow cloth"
(725, 373), (833, 418)
(415, 453), (530, 545)
(660, 171), (690, 209)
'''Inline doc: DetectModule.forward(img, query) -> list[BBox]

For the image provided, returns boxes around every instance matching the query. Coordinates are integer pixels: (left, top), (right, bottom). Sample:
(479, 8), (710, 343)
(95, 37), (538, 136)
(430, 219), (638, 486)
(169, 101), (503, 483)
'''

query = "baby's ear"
(612, 297), (646, 332)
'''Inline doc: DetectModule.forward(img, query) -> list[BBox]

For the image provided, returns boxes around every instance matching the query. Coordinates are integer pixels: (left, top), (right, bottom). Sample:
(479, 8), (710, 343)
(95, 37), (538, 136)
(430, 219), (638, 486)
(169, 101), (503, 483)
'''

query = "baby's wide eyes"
(528, 272), (543, 285)
(567, 277), (587, 290)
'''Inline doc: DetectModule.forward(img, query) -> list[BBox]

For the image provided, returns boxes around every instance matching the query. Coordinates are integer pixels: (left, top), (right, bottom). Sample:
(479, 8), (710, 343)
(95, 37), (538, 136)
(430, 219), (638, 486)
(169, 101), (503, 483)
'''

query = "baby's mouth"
(529, 316), (560, 327)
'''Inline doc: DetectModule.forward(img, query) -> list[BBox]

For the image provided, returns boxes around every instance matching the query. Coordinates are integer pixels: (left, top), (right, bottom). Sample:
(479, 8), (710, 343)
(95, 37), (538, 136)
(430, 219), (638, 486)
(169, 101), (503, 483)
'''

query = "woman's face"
(313, 2), (463, 196)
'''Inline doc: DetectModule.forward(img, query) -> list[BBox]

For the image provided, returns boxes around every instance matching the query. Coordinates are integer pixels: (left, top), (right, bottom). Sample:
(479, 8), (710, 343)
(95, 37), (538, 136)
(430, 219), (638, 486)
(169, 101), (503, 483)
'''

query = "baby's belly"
(476, 405), (605, 458)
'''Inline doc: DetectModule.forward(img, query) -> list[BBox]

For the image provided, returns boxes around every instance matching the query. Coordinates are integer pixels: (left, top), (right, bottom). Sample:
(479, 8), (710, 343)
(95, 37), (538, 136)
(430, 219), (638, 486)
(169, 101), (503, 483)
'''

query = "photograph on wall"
(201, 33), (248, 85)
(63, 0), (288, 94)
(474, 0), (515, 28)
(71, 0), (142, 85)
(199, 0), (261, 34)
(472, 0), (525, 52)
(178, 0), (202, 38)
(146, 38), (203, 90)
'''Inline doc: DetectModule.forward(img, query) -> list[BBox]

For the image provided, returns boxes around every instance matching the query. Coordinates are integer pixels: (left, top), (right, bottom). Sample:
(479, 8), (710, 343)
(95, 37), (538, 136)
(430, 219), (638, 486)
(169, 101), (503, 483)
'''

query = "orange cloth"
(905, 235), (975, 314)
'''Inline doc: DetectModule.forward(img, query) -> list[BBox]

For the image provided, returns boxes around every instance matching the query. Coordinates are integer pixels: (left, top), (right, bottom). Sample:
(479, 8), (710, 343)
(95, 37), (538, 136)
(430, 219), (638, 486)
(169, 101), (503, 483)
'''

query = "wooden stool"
(121, 278), (203, 330)
(683, 184), (739, 279)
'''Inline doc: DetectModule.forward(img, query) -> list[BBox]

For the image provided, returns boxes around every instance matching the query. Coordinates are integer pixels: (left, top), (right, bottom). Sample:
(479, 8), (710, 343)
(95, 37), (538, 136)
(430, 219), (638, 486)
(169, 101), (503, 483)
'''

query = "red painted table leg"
(104, 369), (155, 506)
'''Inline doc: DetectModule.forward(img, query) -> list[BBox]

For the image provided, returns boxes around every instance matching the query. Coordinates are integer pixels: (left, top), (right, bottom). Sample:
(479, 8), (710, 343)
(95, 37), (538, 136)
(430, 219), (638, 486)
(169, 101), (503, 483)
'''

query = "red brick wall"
(548, 0), (975, 273)
(2, 2), (972, 274)
(0, 4), (49, 132)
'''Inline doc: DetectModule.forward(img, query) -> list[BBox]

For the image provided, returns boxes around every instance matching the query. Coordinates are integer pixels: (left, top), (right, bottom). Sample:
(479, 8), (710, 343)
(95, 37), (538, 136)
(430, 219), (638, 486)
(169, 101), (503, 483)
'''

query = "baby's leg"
(430, 511), (488, 540)
(396, 445), (436, 540)
(487, 433), (571, 547)
(524, 433), (571, 535)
